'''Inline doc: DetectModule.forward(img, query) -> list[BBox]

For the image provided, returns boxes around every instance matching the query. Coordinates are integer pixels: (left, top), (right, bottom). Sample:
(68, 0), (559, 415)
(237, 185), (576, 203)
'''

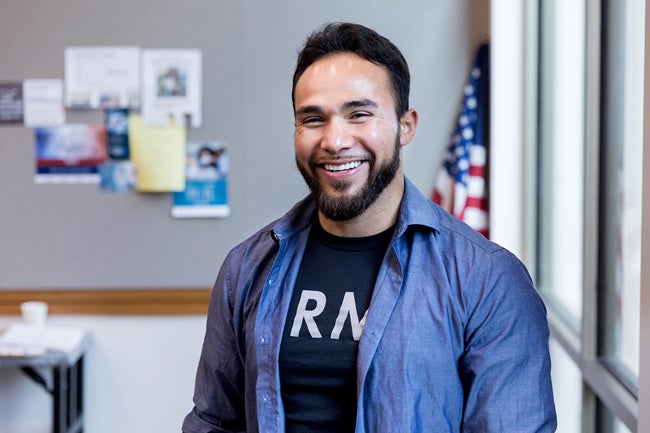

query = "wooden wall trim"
(0, 289), (212, 316)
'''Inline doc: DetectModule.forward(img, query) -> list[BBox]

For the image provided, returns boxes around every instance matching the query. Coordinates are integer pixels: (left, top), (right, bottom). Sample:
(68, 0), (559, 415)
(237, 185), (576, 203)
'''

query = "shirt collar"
(271, 176), (441, 241)
(395, 177), (440, 235)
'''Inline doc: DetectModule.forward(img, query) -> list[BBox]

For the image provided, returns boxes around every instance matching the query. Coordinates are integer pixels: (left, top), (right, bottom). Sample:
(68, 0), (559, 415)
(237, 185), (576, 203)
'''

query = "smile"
(323, 161), (363, 172)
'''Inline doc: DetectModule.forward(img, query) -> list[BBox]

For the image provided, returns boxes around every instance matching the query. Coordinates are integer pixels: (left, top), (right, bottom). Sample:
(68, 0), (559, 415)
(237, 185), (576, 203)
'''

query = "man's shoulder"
(401, 178), (499, 254)
(226, 195), (315, 260)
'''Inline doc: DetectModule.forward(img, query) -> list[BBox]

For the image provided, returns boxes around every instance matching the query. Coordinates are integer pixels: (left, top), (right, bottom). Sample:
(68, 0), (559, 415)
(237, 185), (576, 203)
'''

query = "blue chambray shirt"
(183, 177), (557, 433)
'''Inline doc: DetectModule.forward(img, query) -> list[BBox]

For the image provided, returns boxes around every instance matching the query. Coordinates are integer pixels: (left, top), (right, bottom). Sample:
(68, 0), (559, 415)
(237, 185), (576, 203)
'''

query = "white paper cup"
(20, 301), (48, 327)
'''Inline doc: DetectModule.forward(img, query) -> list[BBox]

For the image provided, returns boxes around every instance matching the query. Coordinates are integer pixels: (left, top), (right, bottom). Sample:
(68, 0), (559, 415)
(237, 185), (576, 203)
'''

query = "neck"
(318, 174), (405, 237)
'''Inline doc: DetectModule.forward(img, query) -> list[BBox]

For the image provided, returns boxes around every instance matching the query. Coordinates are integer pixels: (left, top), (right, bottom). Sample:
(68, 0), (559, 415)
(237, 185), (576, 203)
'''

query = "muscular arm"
(460, 249), (557, 432)
(183, 254), (247, 433)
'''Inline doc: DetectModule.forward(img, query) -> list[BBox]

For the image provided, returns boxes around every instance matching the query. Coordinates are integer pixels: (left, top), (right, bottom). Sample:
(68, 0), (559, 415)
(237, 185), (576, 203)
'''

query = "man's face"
(293, 53), (405, 221)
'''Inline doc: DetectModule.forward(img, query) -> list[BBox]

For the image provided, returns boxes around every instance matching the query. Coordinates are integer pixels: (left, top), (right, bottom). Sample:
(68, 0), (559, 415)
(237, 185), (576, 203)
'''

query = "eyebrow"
(294, 99), (379, 117)
(342, 99), (378, 111)
(294, 105), (323, 117)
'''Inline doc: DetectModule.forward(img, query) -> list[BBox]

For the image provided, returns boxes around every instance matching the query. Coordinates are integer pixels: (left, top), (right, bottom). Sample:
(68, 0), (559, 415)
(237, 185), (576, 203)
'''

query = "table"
(0, 332), (90, 433)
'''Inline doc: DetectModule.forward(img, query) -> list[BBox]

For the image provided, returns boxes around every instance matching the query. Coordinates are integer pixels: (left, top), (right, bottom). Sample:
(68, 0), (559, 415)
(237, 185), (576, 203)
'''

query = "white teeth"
(324, 161), (362, 172)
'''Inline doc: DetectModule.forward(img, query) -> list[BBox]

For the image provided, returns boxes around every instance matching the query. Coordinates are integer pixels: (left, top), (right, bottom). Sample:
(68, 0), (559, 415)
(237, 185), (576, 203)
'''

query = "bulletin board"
(0, 0), (488, 313)
(0, 0), (305, 296)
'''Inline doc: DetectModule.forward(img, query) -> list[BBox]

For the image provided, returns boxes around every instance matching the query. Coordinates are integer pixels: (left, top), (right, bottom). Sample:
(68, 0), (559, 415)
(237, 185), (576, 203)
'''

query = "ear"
(399, 109), (418, 147)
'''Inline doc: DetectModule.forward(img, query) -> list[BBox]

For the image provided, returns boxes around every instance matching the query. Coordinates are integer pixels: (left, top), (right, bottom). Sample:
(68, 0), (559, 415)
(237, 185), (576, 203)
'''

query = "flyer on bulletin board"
(171, 141), (230, 218)
(141, 49), (202, 128)
(23, 79), (65, 127)
(98, 161), (136, 192)
(64, 46), (141, 109)
(34, 124), (108, 183)
(0, 82), (24, 123)
(128, 114), (185, 192)
(105, 108), (130, 159)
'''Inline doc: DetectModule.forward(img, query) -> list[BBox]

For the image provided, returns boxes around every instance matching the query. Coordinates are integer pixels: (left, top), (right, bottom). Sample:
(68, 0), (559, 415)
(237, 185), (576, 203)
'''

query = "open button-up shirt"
(183, 177), (557, 433)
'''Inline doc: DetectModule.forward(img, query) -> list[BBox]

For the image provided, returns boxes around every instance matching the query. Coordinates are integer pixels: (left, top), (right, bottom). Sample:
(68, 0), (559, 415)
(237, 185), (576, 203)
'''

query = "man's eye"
(350, 112), (371, 121)
(301, 117), (323, 125)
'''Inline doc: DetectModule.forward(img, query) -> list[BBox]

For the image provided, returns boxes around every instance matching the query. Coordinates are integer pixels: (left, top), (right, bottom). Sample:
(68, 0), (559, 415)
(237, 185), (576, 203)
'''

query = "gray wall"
(0, 0), (488, 290)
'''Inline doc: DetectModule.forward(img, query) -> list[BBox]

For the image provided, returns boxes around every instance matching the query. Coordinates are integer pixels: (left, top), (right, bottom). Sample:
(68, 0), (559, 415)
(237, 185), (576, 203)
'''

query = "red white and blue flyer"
(34, 124), (108, 183)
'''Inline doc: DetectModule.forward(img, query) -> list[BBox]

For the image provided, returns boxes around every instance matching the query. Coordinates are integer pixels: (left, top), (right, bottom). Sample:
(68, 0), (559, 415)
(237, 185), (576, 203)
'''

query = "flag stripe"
(432, 42), (490, 238)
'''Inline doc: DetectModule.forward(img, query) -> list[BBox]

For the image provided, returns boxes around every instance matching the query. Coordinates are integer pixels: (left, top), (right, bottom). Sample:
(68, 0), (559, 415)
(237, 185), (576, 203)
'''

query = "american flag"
(432, 42), (489, 238)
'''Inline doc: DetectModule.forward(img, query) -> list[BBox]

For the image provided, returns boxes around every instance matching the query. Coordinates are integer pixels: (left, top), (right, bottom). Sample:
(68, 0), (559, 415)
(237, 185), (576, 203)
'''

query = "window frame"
(523, 0), (644, 430)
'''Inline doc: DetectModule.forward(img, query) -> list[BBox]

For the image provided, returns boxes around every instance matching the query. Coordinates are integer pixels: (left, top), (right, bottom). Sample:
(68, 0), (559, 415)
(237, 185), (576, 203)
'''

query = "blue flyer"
(105, 108), (130, 159)
(171, 141), (230, 218)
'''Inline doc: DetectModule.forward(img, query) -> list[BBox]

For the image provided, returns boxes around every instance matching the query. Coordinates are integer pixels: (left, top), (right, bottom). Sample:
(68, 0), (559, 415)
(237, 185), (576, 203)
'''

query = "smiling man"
(293, 51), (416, 235)
(183, 22), (557, 433)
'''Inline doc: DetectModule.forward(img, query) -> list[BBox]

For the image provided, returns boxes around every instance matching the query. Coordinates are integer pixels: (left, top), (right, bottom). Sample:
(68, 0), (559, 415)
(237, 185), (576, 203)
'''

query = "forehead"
(294, 52), (394, 107)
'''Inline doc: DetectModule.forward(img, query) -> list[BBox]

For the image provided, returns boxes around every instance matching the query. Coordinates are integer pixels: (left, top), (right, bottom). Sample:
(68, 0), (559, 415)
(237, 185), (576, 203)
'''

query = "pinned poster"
(98, 161), (137, 192)
(105, 108), (130, 159)
(34, 124), (108, 183)
(23, 79), (65, 126)
(141, 49), (202, 127)
(0, 82), (24, 124)
(172, 141), (230, 218)
(64, 46), (141, 109)
(128, 115), (185, 192)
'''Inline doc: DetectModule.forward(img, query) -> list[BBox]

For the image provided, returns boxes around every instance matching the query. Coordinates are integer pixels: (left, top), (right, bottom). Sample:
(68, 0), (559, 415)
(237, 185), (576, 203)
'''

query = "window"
(537, 0), (586, 331)
(598, 0), (643, 385)
(550, 339), (583, 432)
(535, 0), (644, 431)
(598, 400), (634, 433)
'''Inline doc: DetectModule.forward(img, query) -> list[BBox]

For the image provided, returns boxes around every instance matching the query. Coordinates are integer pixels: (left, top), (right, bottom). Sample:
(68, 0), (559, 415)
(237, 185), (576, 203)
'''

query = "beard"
(296, 134), (401, 221)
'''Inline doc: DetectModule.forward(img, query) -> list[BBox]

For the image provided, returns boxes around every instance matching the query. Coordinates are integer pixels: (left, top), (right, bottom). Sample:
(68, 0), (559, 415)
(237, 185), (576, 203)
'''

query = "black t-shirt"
(279, 220), (393, 433)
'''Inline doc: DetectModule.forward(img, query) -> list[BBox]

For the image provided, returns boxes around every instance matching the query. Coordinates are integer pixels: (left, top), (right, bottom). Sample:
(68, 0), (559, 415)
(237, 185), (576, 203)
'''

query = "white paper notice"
(23, 79), (65, 127)
(142, 49), (202, 128)
(64, 46), (141, 109)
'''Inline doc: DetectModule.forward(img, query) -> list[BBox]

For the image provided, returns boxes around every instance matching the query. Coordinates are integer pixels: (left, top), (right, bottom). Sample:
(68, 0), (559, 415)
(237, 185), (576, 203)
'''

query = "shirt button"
(262, 395), (269, 402)
(260, 336), (266, 344)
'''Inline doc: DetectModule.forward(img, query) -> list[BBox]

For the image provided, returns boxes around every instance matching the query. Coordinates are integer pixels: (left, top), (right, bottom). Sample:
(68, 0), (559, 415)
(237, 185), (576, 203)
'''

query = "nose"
(320, 118), (352, 153)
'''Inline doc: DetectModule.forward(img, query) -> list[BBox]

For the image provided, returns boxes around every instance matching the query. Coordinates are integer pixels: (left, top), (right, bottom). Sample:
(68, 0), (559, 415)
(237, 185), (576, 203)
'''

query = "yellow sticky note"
(128, 115), (186, 192)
